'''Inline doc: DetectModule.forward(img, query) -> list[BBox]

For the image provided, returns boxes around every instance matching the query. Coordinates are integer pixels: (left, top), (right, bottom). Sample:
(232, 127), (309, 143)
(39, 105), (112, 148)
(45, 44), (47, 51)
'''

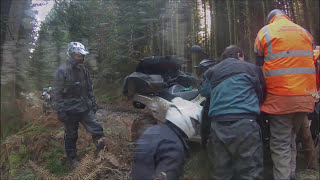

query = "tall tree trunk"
(304, 0), (313, 35)
(288, 0), (296, 23)
(203, 1), (208, 51)
(245, 0), (253, 61)
(1, 0), (26, 136)
(213, 0), (218, 58)
(261, 0), (266, 22)
(175, 4), (180, 56)
(301, 0), (310, 30)
(232, 0), (237, 44)
(293, 0), (301, 25)
(209, 0), (215, 57)
(227, 0), (233, 44)
(170, 2), (175, 54)
(191, 1), (198, 74)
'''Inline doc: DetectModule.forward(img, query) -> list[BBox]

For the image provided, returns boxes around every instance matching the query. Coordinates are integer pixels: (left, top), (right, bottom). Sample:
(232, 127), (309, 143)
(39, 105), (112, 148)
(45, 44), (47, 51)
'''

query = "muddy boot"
(93, 137), (107, 150)
(290, 172), (295, 180)
(68, 157), (78, 168)
(300, 117), (317, 169)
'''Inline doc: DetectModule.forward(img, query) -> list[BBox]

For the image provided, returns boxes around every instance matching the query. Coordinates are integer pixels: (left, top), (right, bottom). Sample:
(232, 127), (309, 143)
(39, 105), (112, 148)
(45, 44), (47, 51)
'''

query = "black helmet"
(266, 9), (284, 25)
(194, 59), (217, 69)
(191, 45), (208, 56)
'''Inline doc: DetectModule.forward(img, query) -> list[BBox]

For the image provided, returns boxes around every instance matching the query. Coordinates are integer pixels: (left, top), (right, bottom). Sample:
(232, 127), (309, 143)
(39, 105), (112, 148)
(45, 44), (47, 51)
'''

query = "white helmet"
(165, 97), (202, 138)
(66, 42), (89, 64)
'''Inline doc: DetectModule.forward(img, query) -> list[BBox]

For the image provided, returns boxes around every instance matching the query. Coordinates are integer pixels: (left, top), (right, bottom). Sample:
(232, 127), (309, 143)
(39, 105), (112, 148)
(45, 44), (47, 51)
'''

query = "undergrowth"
(95, 86), (123, 104)
(184, 147), (213, 179)
(41, 141), (72, 176)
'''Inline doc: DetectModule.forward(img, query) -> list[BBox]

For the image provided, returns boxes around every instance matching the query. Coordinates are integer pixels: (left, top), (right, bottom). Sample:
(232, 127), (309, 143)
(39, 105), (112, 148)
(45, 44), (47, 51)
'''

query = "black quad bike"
(122, 46), (217, 141)
(122, 45), (319, 150)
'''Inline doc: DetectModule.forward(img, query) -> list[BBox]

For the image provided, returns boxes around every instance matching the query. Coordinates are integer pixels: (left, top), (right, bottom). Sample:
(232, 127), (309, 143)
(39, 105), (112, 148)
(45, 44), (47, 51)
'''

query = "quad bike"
(122, 46), (217, 142)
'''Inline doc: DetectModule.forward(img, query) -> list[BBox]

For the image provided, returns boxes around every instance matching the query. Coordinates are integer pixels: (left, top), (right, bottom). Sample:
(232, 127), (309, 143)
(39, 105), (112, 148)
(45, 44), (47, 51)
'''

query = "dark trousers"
(64, 110), (104, 159)
(208, 119), (263, 180)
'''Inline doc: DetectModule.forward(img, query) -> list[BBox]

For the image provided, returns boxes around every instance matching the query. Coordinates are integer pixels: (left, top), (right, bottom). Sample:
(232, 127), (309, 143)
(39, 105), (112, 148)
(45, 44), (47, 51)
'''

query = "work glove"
(92, 102), (98, 113)
(57, 111), (68, 122)
(200, 99), (211, 149)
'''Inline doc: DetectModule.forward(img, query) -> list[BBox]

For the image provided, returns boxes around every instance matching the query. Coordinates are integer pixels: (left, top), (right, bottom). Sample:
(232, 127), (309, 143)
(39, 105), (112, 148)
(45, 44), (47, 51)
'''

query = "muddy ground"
(1, 96), (319, 179)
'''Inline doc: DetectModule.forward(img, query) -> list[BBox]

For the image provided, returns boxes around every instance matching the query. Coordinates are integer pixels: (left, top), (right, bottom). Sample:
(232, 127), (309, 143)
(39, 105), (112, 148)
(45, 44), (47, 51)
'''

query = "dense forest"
(1, 0), (319, 137)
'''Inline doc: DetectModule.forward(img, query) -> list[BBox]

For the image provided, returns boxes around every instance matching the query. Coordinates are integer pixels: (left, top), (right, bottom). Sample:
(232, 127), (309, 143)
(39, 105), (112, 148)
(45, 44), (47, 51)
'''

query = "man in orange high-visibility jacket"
(254, 9), (317, 180)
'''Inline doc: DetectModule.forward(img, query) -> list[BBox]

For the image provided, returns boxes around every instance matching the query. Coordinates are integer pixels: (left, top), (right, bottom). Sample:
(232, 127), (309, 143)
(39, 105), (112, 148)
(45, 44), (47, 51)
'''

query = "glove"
(92, 102), (98, 113)
(57, 111), (68, 122)
(200, 99), (211, 149)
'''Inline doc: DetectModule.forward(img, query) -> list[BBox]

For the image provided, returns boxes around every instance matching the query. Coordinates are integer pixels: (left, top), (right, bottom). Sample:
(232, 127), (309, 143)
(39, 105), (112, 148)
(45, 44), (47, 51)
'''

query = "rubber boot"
(68, 157), (78, 168)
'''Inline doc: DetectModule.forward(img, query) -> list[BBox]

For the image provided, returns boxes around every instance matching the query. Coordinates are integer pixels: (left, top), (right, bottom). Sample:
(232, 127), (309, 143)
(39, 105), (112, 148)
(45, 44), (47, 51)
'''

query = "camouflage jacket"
(53, 62), (96, 113)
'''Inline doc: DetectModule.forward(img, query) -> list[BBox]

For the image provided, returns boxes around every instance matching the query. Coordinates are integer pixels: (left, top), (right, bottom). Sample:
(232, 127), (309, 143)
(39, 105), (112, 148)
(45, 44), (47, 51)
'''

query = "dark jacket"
(132, 122), (188, 180)
(200, 58), (265, 121)
(53, 62), (96, 113)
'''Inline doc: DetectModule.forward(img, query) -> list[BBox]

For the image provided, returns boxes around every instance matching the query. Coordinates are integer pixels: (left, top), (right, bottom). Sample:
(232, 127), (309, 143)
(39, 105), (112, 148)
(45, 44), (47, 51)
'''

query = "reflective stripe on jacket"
(254, 14), (316, 114)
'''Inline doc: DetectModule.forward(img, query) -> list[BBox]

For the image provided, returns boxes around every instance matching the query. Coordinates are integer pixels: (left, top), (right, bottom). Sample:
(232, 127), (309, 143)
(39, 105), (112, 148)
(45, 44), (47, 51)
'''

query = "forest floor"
(0, 93), (319, 179)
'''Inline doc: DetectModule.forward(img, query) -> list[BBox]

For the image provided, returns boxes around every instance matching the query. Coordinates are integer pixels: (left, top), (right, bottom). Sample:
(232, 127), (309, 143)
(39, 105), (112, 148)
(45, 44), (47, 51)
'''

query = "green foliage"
(30, 0), (168, 94)
(95, 88), (123, 104)
(17, 123), (48, 138)
(8, 152), (20, 178)
(184, 148), (213, 179)
(8, 145), (34, 180)
(78, 145), (95, 158)
(41, 140), (72, 176)
(1, 120), (26, 140)
(1, 86), (23, 138)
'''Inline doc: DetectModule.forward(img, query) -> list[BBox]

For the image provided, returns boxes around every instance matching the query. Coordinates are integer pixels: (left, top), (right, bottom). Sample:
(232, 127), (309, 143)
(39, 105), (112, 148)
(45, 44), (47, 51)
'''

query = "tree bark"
(245, 0), (253, 61)
(1, 0), (26, 136)
(304, 0), (313, 35)
(232, 0), (237, 44)
(227, 0), (233, 44)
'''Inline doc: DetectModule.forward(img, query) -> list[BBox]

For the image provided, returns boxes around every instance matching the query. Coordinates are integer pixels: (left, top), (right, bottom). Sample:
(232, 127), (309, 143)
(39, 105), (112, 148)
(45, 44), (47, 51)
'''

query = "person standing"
(200, 45), (265, 180)
(53, 42), (106, 168)
(254, 9), (316, 179)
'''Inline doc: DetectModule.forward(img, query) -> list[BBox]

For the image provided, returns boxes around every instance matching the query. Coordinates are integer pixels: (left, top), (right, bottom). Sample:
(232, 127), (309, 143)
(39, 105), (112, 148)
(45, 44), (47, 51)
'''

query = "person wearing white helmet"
(132, 97), (202, 180)
(53, 42), (105, 168)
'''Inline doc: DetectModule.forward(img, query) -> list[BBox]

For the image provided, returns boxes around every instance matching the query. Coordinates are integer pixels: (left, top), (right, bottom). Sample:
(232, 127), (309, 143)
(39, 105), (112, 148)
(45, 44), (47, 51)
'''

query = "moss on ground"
(184, 143), (213, 179)
(7, 145), (35, 180)
(95, 87), (123, 104)
(40, 140), (72, 176)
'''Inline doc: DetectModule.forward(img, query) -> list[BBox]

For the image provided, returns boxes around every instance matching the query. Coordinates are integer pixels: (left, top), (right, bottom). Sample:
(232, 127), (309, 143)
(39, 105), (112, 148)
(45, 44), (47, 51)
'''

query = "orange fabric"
(262, 56), (314, 71)
(255, 14), (316, 114)
(314, 49), (320, 90)
(261, 94), (315, 114)
(264, 74), (316, 95)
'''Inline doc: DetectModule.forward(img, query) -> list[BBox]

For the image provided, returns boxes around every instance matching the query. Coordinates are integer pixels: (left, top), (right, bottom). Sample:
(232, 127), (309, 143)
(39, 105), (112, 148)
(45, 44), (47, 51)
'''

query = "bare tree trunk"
(209, 0), (214, 57)
(245, 0), (253, 61)
(287, 0), (296, 23)
(191, 1), (198, 75)
(293, 0), (301, 25)
(203, 1), (208, 51)
(227, 0), (233, 44)
(1, 0), (26, 136)
(304, 0), (313, 35)
(261, 0), (266, 22)
(232, 0), (237, 44)
(213, 0), (218, 58)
